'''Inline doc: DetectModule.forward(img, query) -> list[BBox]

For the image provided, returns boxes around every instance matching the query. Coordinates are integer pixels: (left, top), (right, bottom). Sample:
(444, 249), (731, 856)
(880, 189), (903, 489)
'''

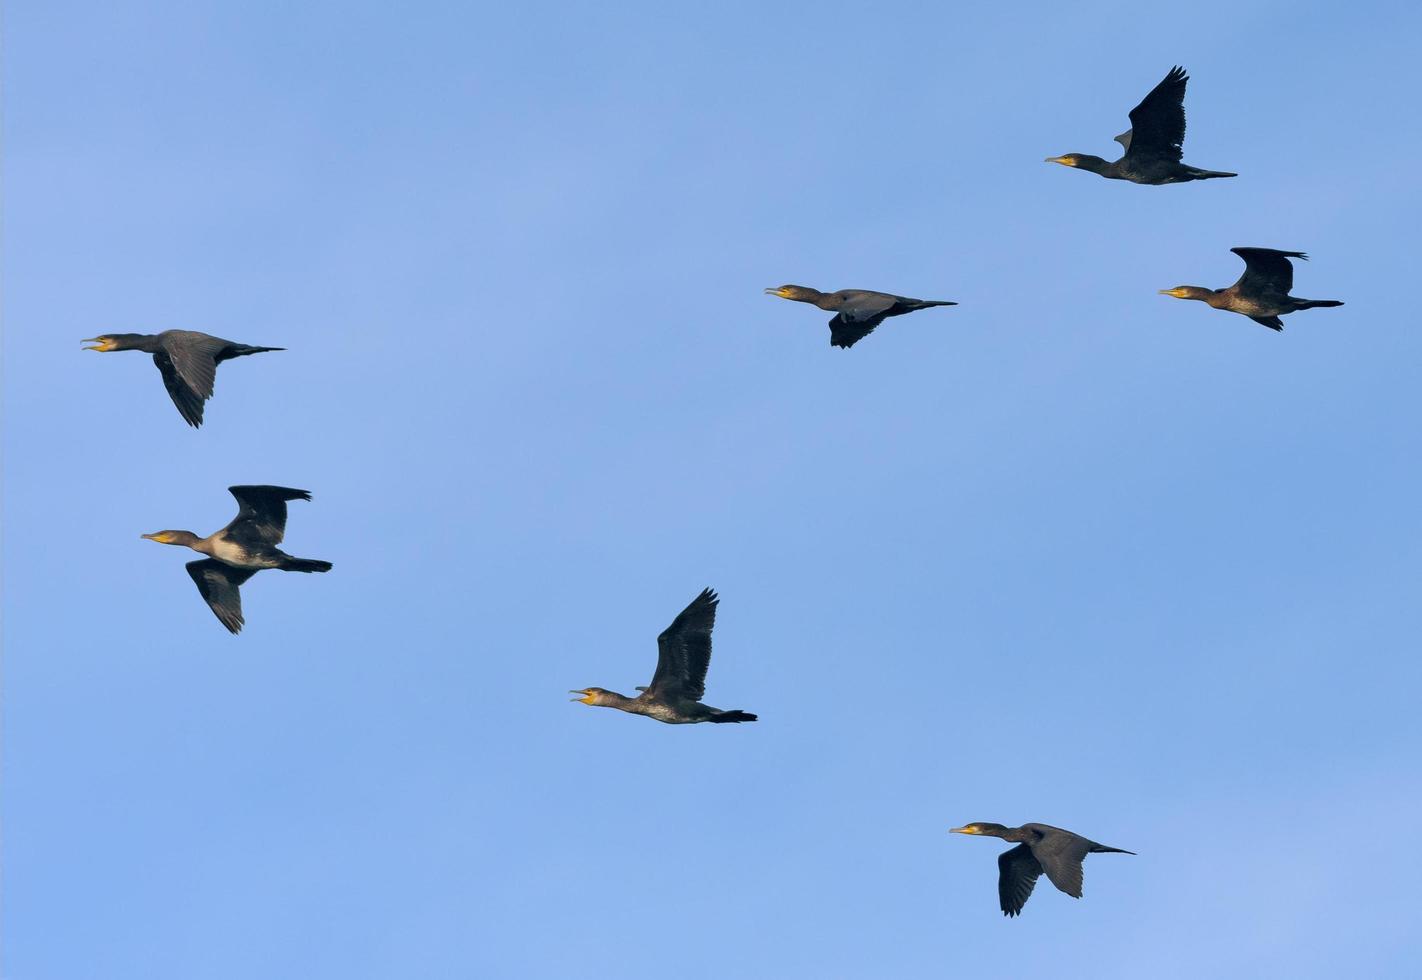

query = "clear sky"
(5, 1), (1421, 977)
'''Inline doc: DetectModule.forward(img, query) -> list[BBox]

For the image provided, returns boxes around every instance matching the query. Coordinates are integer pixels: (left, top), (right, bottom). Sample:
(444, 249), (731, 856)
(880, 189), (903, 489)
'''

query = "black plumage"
(1046, 67), (1237, 184)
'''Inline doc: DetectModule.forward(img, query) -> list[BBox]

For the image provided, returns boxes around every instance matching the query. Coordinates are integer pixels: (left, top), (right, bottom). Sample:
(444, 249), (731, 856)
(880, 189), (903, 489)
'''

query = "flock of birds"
(82, 66), (1343, 917)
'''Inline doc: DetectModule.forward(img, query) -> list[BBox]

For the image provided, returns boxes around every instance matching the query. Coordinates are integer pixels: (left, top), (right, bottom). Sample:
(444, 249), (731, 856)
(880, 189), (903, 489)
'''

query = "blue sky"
(5, 1), (1421, 976)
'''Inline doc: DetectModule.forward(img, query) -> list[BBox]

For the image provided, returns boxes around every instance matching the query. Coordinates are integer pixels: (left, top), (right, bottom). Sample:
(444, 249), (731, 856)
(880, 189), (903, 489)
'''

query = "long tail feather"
(709, 709), (757, 723)
(281, 557), (333, 573)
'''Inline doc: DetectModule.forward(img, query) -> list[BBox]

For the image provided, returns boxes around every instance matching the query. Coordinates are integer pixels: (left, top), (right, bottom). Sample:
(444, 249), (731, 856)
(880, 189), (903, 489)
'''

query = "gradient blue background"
(6, 1), (1421, 976)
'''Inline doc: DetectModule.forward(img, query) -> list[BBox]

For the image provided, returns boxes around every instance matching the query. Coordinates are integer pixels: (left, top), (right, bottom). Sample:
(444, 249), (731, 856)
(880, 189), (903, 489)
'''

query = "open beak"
(764, 287), (785, 296)
(569, 689), (589, 702)
(81, 337), (107, 351)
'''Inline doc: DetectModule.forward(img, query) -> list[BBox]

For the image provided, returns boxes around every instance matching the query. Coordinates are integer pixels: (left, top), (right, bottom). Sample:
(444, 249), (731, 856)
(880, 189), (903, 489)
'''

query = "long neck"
(1177, 286), (1222, 305)
(110, 333), (164, 353)
(168, 530), (208, 552)
(784, 289), (826, 308)
(1073, 154), (1115, 176)
(596, 691), (643, 713)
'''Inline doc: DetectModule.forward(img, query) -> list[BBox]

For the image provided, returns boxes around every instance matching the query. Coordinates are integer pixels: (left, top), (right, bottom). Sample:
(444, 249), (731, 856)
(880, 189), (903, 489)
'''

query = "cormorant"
(82, 330), (284, 427)
(571, 588), (757, 724)
(765, 285), (956, 348)
(1160, 247), (1344, 330)
(950, 822), (1135, 917)
(1045, 66), (1237, 184)
(142, 485), (332, 634)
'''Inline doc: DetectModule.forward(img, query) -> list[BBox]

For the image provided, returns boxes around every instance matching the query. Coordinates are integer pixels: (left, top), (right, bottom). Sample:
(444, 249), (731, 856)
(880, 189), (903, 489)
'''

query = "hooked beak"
(569, 689), (590, 702)
(949, 826), (977, 835)
(81, 337), (109, 351)
(1159, 288), (1186, 298)
(1044, 156), (1074, 167)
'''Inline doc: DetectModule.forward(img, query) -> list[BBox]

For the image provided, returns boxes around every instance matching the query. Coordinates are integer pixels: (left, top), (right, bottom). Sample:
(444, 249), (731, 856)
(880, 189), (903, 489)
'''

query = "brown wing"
(646, 588), (718, 702)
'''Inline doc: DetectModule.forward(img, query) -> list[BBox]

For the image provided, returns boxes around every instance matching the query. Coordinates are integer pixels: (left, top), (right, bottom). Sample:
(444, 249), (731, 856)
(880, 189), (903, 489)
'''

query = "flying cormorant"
(1160, 247), (1344, 330)
(83, 330), (284, 427)
(950, 822), (1135, 917)
(571, 588), (757, 724)
(141, 485), (331, 634)
(1045, 66), (1236, 184)
(765, 285), (956, 348)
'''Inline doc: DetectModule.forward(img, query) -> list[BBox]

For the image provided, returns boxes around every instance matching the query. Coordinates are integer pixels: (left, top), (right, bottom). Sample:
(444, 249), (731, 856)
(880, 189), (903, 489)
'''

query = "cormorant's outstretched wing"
(828, 314), (883, 349)
(646, 588), (718, 702)
(224, 485), (312, 547)
(186, 559), (258, 634)
(1113, 128), (1134, 152)
(1124, 66), (1188, 162)
(1027, 829), (1094, 899)
(153, 354), (206, 427)
(997, 843), (1043, 917)
(1231, 247), (1303, 295)
(160, 331), (230, 400)
(826, 291), (898, 349)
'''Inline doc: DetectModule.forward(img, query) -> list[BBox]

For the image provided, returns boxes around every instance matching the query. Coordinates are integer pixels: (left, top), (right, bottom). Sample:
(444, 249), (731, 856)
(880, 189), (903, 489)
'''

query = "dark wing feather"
(185, 559), (258, 634)
(160, 331), (230, 399)
(828, 313), (884, 349)
(1124, 66), (1188, 162)
(153, 354), (206, 427)
(1231, 247), (1304, 295)
(646, 588), (718, 702)
(826, 291), (907, 348)
(1028, 828), (1094, 899)
(997, 844), (1043, 917)
(224, 485), (312, 547)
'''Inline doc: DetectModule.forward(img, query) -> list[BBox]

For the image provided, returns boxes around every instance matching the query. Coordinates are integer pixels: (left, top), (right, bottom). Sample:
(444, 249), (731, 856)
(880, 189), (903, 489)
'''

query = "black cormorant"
(83, 330), (284, 427)
(571, 588), (757, 724)
(142, 485), (332, 634)
(950, 822), (1135, 917)
(1045, 67), (1236, 184)
(765, 285), (956, 348)
(1160, 247), (1344, 330)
